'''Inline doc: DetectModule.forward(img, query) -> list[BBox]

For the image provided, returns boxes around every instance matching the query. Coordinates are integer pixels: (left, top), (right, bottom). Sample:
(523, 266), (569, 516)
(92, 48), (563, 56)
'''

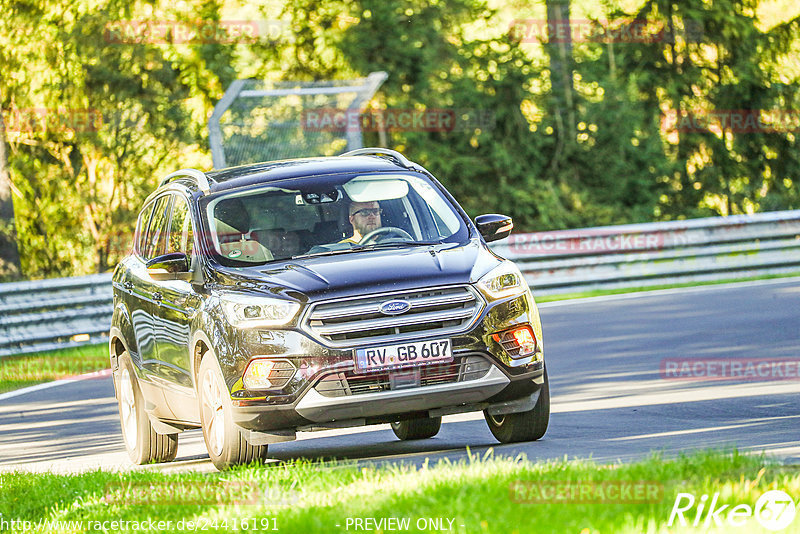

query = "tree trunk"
(545, 0), (576, 178)
(0, 99), (22, 281)
(547, 0), (576, 142)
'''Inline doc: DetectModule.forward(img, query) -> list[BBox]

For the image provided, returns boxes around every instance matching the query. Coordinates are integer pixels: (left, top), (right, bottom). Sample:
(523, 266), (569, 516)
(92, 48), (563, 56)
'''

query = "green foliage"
(603, 0), (800, 218)
(1, 0), (799, 277)
(1, 0), (216, 277)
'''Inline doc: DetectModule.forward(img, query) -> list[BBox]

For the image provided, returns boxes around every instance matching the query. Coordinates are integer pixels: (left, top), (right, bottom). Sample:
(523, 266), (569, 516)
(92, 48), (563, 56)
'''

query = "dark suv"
(110, 148), (548, 470)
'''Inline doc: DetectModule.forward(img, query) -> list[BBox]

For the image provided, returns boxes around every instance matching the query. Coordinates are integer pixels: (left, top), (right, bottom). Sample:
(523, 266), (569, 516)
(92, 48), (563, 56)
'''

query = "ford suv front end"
(110, 148), (549, 470)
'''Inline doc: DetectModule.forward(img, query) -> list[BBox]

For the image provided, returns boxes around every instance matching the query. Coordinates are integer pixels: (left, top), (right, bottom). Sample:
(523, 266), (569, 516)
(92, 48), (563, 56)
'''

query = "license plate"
(355, 339), (452, 373)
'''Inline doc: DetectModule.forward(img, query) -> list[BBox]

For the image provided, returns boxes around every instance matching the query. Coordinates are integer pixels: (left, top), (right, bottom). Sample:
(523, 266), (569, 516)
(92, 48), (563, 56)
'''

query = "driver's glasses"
(352, 208), (383, 217)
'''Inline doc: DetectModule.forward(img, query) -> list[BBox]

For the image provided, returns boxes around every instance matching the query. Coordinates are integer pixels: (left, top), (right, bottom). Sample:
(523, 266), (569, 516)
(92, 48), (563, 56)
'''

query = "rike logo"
(668, 490), (796, 531)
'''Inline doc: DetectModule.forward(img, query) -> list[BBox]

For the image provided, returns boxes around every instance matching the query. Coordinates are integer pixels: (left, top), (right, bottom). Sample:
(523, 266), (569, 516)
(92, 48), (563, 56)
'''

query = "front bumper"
(221, 287), (546, 433)
(295, 364), (510, 422)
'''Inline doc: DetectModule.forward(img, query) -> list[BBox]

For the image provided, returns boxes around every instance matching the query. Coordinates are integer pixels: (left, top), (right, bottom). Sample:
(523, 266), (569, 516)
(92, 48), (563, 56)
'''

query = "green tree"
(606, 0), (800, 217)
(0, 0), (242, 277)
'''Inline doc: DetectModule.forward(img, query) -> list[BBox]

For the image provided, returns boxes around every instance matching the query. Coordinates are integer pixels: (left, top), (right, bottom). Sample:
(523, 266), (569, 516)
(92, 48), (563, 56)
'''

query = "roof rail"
(339, 147), (414, 169)
(160, 169), (211, 193)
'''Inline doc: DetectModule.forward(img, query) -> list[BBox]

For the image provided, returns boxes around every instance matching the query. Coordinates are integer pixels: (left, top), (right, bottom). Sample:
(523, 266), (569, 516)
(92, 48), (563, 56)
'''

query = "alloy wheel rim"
(118, 368), (138, 449)
(201, 369), (225, 457)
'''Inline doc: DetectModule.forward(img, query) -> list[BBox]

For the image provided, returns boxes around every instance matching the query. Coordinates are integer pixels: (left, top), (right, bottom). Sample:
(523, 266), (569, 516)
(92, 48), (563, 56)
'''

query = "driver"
(342, 201), (382, 244)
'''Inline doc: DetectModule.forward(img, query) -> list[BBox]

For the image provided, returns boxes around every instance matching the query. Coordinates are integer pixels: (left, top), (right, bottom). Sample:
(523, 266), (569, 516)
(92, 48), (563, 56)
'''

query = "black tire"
(484, 368), (550, 443)
(114, 351), (178, 464)
(197, 356), (269, 470)
(391, 416), (442, 440)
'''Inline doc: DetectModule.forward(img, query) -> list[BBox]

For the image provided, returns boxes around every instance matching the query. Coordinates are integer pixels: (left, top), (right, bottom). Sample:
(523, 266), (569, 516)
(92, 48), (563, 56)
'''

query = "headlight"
(220, 294), (300, 328)
(476, 261), (528, 299)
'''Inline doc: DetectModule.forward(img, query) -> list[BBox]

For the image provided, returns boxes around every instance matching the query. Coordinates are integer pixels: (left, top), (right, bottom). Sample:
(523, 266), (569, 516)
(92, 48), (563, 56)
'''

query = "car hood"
(212, 239), (502, 302)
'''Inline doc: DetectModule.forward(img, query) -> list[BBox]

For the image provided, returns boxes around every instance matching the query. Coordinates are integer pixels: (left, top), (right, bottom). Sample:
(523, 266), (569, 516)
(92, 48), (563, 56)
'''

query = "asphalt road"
(2, 278), (799, 474)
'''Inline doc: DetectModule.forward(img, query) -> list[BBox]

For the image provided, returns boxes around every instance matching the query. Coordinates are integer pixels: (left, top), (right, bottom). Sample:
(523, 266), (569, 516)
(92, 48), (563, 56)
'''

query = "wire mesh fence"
(209, 72), (387, 168)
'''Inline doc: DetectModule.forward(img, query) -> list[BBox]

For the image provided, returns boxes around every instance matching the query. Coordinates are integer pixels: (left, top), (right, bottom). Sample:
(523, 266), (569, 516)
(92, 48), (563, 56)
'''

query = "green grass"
(535, 271), (800, 303)
(0, 343), (109, 394)
(0, 449), (798, 533)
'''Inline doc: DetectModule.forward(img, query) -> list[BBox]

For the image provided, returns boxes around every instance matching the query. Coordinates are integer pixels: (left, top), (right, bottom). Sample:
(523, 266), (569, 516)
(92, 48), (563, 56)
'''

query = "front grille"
(314, 355), (493, 398)
(303, 285), (483, 347)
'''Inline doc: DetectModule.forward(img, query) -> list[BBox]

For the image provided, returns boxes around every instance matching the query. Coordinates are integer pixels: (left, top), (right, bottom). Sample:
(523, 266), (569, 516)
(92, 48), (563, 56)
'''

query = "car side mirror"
(146, 252), (191, 281)
(474, 214), (513, 242)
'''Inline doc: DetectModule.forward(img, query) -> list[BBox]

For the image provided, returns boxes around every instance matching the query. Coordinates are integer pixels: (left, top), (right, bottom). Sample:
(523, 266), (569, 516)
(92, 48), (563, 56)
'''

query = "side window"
(135, 202), (156, 257)
(167, 196), (194, 256)
(144, 195), (172, 260)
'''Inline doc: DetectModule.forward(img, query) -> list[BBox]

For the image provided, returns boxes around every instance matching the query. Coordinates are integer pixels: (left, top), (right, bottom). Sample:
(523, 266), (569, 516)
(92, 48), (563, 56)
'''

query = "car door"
(127, 193), (177, 420)
(119, 200), (157, 365)
(127, 195), (171, 370)
(151, 194), (202, 421)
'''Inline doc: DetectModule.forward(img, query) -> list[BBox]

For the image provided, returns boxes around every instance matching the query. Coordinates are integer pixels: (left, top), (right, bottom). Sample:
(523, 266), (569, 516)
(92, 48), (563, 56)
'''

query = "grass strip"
(0, 449), (798, 533)
(0, 343), (109, 394)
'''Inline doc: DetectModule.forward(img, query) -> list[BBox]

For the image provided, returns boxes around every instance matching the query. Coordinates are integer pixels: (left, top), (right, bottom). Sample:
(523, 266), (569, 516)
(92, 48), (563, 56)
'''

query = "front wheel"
(115, 351), (178, 464)
(484, 369), (550, 443)
(198, 356), (269, 470)
(391, 416), (442, 440)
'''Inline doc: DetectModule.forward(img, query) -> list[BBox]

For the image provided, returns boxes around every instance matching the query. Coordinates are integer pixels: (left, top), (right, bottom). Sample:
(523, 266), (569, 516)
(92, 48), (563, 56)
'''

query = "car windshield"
(204, 173), (468, 265)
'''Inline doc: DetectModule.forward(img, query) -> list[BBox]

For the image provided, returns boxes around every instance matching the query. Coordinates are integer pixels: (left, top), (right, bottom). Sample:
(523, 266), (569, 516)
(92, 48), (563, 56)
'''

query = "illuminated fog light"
(512, 328), (536, 354)
(242, 359), (297, 390)
(243, 359), (275, 389)
(493, 325), (538, 358)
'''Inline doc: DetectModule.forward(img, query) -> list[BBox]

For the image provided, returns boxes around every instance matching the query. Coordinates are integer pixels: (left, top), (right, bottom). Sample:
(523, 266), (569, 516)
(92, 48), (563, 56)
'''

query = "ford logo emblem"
(379, 300), (412, 315)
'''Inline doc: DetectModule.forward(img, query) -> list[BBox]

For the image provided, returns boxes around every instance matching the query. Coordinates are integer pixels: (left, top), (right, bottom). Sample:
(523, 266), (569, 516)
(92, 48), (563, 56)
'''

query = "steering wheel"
(359, 226), (413, 245)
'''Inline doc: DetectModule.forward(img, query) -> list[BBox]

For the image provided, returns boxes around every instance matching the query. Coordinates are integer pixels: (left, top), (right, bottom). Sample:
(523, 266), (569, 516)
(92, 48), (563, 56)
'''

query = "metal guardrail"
(0, 273), (112, 357)
(1, 210), (799, 357)
(491, 209), (800, 295)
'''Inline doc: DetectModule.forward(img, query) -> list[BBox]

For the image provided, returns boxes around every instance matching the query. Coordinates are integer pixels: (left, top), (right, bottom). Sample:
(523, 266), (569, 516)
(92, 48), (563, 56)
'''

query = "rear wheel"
(198, 356), (269, 470)
(484, 368), (550, 443)
(115, 351), (178, 464)
(391, 416), (442, 440)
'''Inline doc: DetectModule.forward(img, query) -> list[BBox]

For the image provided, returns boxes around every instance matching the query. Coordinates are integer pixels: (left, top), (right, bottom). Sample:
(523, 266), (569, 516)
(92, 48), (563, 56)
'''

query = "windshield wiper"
(292, 248), (364, 259)
(353, 241), (443, 251)
(293, 241), (452, 259)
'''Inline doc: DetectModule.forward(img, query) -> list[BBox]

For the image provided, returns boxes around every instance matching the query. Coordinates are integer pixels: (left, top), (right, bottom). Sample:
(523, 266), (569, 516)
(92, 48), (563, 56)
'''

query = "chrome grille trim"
(313, 308), (475, 337)
(302, 285), (484, 348)
(310, 292), (476, 320)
